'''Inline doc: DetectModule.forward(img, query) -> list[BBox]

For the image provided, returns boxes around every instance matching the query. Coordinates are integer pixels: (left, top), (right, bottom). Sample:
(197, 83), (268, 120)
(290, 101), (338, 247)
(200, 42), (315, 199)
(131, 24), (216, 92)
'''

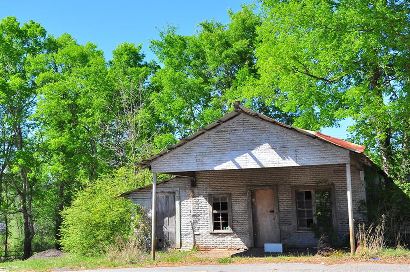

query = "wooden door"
(156, 193), (176, 249)
(251, 188), (280, 247)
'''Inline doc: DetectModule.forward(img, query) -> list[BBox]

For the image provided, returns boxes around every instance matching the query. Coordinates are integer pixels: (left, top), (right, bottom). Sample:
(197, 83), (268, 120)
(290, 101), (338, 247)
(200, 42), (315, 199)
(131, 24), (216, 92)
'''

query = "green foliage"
(364, 165), (410, 247)
(256, 0), (410, 179)
(60, 167), (150, 255)
(107, 43), (157, 164)
(147, 5), (295, 149)
(0, 16), (51, 258)
(1, 0), (410, 258)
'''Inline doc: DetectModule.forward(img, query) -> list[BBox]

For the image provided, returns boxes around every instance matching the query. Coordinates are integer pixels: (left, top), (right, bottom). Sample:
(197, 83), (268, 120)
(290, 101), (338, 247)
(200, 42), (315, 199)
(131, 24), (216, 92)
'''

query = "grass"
(1, 248), (410, 271)
(0, 251), (200, 272)
(0, 254), (118, 271)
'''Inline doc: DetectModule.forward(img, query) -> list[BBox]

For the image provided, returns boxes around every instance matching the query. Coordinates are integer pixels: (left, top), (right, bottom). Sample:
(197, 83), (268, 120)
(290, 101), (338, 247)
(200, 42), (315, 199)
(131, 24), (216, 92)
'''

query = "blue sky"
(0, 0), (351, 139)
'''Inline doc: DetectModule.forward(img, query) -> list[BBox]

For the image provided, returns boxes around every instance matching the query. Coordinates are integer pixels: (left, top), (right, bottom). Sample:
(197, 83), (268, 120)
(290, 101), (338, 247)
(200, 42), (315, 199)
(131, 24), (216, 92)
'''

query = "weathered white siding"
(127, 161), (367, 249)
(127, 177), (194, 249)
(151, 113), (349, 173)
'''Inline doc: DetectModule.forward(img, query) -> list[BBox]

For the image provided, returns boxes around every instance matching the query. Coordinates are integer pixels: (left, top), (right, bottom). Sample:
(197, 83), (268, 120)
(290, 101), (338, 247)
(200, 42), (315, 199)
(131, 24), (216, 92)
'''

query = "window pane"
(212, 195), (230, 231)
(298, 219), (307, 228)
(296, 190), (314, 229)
(212, 201), (221, 211)
(220, 201), (228, 211)
(296, 191), (305, 201)
(297, 210), (306, 218)
(220, 213), (228, 222)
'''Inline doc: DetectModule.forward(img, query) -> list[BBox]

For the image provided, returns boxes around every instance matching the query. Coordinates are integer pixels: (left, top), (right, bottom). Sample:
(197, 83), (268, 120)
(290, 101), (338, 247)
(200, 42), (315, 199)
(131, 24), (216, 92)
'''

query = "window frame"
(208, 194), (233, 234)
(294, 187), (334, 231)
(295, 190), (315, 230)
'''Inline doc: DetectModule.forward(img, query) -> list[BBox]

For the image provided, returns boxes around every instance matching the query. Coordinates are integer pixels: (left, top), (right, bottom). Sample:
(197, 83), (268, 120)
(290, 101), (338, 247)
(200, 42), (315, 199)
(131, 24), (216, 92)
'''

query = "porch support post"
(346, 162), (356, 255)
(151, 172), (157, 260)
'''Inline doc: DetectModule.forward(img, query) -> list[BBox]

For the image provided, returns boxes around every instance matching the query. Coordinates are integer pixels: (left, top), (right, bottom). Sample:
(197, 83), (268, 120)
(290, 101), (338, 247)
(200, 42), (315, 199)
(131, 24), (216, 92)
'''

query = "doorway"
(156, 192), (176, 248)
(251, 188), (280, 247)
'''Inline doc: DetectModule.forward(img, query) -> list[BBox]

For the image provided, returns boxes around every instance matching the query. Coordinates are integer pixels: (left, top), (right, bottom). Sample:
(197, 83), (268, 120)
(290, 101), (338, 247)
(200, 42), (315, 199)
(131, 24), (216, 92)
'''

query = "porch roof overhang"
(140, 104), (366, 174)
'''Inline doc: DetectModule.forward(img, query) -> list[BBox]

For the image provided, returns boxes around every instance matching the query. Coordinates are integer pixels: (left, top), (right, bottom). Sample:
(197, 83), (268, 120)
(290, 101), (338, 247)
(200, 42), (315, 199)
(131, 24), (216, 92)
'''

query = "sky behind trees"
(0, 0), (349, 138)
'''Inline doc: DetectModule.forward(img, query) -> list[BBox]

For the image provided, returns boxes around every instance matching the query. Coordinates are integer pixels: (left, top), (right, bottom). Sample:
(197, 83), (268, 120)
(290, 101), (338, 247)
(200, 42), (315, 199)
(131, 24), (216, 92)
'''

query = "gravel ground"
(67, 262), (410, 272)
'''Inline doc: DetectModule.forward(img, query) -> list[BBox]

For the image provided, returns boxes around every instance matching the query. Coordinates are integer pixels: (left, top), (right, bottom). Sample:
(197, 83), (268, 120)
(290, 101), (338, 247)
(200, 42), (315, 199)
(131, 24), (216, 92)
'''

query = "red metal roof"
(301, 130), (365, 154)
(237, 105), (366, 154)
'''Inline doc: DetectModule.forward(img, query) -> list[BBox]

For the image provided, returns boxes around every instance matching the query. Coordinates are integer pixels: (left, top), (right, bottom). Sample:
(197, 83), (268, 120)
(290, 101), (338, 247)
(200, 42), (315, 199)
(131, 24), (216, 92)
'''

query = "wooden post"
(346, 162), (356, 255)
(151, 172), (157, 260)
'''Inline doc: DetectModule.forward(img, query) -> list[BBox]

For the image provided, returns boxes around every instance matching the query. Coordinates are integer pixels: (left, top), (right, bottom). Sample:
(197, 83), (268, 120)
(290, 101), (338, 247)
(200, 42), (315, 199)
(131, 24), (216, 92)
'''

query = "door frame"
(247, 185), (281, 247)
(154, 188), (181, 248)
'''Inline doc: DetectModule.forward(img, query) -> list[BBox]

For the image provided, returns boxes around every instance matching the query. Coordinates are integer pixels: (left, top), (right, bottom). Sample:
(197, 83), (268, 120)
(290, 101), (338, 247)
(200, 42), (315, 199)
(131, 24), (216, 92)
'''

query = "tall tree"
(147, 6), (296, 150)
(34, 34), (113, 247)
(106, 43), (156, 166)
(0, 16), (49, 259)
(256, 0), (410, 178)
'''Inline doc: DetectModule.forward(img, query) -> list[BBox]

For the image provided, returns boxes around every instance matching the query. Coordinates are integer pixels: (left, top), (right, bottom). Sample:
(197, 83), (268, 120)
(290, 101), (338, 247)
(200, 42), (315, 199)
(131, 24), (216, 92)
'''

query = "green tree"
(34, 34), (114, 247)
(106, 43), (157, 165)
(256, 0), (410, 179)
(147, 6), (296, 151)
(0, 16), (49, 259)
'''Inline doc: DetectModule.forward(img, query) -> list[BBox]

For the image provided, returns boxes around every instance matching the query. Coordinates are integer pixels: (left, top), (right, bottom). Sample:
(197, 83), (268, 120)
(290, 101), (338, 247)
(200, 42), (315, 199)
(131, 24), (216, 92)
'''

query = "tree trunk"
(4, 213), (8, 259)
(14, 125), (34, 259)
(370, 66), (392, 176)
(21, 186), (34, 259)
(54, 182), (65, 249)
(380, 127), (392, 176)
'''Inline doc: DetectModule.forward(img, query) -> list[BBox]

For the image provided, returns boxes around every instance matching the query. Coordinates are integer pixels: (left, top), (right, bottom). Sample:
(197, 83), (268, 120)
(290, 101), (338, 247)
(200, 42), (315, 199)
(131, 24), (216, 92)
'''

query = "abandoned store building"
(124, 104), (384, 252)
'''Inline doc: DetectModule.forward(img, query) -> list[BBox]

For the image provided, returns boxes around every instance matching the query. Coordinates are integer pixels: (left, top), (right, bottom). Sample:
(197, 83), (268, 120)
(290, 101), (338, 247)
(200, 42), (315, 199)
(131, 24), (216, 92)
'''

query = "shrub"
(60, 168), (150, 255)
(132, 205), (151, 251)
(105, 206), (151, 263)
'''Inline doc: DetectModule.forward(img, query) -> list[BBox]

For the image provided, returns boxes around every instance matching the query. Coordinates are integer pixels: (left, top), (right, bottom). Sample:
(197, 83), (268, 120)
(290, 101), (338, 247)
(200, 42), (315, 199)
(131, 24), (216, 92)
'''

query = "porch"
(147, 164), (362, 253)
(140, 105), (366, 259)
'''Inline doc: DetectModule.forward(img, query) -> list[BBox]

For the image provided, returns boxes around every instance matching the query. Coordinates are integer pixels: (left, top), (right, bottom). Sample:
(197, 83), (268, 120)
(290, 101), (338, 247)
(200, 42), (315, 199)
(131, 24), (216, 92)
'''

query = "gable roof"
(140, 104), (365, 168)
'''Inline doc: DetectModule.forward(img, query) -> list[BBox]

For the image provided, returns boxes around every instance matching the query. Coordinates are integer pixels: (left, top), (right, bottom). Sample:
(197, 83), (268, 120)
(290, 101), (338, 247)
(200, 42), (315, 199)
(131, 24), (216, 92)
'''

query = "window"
(296, 189), (333, 230)
(211, 195), (231, 232)
(296, 190), (314, 229)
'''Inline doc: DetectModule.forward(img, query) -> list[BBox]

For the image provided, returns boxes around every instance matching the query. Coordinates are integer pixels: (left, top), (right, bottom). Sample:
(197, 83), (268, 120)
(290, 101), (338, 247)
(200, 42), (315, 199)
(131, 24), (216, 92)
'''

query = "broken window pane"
(296, 190), (314, 230)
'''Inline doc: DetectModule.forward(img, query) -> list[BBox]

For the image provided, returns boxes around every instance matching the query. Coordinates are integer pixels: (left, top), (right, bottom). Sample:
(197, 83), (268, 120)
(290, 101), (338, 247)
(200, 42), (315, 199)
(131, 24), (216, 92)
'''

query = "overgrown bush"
(60, 168), (151, 255)
(105, 205), (151, 263)
(132, 206), (151, 251)
(364, 166), (410, 247)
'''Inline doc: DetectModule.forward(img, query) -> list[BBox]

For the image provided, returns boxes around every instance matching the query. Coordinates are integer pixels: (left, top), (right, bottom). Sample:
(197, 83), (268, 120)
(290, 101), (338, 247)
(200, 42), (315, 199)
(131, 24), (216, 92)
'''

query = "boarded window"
(211, 195), (231, 232)
(296, 190), (314, 229)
